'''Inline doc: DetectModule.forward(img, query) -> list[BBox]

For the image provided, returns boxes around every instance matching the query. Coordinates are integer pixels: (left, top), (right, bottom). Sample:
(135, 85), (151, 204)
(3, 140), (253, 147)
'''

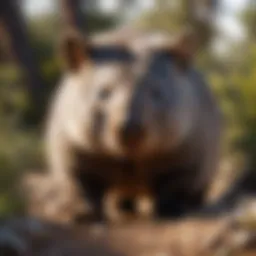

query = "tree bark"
(60, 0), (85, 32)
(185, 0), (219, 49)
(0, 0), (46, 123)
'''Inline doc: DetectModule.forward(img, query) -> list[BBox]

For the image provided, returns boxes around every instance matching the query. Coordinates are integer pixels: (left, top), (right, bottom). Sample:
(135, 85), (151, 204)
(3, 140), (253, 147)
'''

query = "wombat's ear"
(58, 29), (90, 71)
(170, 28), (199, 65)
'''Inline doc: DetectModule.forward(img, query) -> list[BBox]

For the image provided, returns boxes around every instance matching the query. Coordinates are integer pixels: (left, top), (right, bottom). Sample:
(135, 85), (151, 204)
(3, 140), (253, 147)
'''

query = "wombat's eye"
(99, 88), (112, 100)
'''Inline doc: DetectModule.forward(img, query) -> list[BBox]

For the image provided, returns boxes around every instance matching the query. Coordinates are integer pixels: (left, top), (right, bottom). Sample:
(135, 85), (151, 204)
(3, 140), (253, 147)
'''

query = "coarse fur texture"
(43, 28), (223, 223)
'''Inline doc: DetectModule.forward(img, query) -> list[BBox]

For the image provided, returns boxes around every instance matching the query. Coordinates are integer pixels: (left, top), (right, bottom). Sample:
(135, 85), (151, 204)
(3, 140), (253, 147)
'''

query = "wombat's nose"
(119, 120), (144, 148)
(119, 198), (135, 213)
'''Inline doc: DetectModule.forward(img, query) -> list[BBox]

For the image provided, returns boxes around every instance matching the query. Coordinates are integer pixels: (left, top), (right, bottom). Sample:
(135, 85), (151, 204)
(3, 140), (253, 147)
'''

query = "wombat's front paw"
(25, 174), (92, 224)
(46, 178), (92, 224)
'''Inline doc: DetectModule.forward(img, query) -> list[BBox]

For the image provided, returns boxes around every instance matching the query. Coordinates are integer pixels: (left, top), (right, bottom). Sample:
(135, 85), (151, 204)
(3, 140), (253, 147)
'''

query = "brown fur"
(42, 28), (223, 223)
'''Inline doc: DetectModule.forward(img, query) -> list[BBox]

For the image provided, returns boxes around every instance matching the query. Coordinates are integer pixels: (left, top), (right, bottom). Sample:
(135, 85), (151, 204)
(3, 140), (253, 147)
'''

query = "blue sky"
(23, 0), (249, 40)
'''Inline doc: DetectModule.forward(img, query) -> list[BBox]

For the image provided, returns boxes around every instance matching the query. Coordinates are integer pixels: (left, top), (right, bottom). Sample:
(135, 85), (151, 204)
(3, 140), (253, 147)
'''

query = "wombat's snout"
(119, 198), (135, 213)
(104, 186), (155, 222)
(119, 119), (145, 149)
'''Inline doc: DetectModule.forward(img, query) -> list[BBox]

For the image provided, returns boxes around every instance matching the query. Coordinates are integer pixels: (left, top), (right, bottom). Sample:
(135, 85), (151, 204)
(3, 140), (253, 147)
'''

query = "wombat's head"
(58, 29), (200, 159)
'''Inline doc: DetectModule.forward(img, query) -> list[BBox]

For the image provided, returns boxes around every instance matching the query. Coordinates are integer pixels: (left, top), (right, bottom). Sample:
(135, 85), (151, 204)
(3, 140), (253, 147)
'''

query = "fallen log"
(0, 214), (255, 256)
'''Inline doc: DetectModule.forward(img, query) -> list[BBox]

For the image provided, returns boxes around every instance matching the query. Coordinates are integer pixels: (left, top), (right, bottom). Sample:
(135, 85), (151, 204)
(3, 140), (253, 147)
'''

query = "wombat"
(43, 28), (222, 223)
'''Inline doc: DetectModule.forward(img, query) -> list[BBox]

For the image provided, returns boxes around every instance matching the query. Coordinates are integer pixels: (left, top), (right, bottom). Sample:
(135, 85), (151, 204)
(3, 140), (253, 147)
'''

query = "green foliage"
(134, 1), (187, 33)
(240, 4), (256, 40)
(202, 40), (256, 170)
(0, 64), (43, 216)
(229, 46), (256, 162)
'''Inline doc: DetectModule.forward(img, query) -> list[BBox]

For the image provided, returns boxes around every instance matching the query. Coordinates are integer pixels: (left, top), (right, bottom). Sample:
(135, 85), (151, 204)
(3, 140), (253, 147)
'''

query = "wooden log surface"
(13, 171), (256, 255)
(0, 215), (255, 256)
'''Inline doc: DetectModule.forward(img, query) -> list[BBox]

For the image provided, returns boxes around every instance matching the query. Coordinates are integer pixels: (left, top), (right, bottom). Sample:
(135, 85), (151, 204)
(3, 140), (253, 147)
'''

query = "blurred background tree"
(0, 0), (254, 216)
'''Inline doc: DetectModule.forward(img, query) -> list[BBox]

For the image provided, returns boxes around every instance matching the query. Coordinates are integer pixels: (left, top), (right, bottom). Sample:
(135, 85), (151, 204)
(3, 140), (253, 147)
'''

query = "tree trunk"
(185, 0), (219, 50)
(60, 0), (85, 32)
(0, 0), (46, 124)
